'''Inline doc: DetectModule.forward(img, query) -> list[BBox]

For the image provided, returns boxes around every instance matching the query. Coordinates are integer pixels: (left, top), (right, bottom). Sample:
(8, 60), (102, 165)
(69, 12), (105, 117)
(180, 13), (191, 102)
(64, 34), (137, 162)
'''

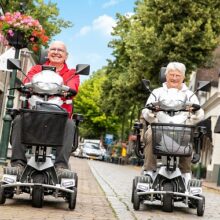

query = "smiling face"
(48, 41), (68, 65)
(166, 69), (185, 90)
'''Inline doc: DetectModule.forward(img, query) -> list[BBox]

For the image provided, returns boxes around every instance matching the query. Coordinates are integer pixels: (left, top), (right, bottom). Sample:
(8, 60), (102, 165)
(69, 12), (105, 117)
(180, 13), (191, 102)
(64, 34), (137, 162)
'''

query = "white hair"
(49, 40), (68, 53)
(165, 62), (186, 76)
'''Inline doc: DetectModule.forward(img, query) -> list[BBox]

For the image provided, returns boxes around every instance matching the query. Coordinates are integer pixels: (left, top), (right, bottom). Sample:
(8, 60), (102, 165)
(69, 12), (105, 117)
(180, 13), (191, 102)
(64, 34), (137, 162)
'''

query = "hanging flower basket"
(6, 30), (28, 49)
(0, 11), (49, 51)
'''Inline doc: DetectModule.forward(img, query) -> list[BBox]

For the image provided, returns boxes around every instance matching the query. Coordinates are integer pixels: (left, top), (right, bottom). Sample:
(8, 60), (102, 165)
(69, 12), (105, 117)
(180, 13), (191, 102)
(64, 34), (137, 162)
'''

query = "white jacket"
(142, 83), (204, 125)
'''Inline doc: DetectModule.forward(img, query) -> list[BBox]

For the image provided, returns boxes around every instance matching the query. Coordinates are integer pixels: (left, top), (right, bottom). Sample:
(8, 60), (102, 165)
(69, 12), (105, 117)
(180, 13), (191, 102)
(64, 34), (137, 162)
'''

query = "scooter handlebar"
(145, 102), (201, 113)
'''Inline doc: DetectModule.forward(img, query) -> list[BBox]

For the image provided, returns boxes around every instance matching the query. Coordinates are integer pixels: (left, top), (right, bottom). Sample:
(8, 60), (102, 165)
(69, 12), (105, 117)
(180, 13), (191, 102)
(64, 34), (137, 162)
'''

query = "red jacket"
(23, 61), (80, 116)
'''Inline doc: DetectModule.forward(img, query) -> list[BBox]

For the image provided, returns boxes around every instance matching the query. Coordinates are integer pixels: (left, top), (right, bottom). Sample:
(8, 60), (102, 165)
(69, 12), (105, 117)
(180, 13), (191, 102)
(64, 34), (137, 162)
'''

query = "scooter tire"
(131, 176), (139, 203)
(133, 189), (140, 210)
(162, 183), (173, 212)
(69, 189), (77, 210)
(0, 184), (6, 204)
(197, 195), (205, 216)
(32, 185), (44, 208)
(73, 173), (78, 188)
(72, 126), (79, 152)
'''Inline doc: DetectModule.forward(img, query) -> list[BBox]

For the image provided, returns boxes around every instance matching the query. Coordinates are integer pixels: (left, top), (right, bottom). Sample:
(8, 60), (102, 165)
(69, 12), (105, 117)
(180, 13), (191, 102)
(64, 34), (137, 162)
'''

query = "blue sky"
(47, 0), (136, 78)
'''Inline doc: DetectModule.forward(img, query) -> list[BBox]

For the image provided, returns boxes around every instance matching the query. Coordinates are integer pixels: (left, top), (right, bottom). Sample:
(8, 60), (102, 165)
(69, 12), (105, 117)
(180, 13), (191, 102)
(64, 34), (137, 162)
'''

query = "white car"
(82, 142), (103, 160)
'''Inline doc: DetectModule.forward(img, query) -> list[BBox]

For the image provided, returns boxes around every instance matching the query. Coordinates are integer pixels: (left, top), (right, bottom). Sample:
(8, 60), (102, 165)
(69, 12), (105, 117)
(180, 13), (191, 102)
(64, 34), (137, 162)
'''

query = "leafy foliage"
(74, 69), (120, 139)
(0, 0), (72, 47)
(98, 0), (220, 141)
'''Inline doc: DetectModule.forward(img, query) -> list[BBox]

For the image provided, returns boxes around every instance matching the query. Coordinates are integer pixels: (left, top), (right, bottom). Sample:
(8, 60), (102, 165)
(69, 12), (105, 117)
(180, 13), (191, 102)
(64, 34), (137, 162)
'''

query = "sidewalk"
(0, 157), (117, 220)
(202, 180), (220, 192)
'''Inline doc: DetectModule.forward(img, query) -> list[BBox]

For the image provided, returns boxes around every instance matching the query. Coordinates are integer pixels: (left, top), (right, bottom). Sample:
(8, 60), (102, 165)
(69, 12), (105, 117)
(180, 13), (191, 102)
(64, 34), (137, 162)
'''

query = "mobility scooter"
(131, 79), (206, 216)
(0, 58), (89, 209)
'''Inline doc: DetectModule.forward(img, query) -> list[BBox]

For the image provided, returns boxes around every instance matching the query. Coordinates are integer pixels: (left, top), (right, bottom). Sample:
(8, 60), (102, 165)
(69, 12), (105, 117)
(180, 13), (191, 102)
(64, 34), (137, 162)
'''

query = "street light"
(0, 2), (26, 165)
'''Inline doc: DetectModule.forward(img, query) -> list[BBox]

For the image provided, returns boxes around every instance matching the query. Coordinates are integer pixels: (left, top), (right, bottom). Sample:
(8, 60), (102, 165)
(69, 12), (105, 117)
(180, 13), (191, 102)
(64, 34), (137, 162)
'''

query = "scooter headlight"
(61, 178), (75, 188)
(2, 174), (17, 184)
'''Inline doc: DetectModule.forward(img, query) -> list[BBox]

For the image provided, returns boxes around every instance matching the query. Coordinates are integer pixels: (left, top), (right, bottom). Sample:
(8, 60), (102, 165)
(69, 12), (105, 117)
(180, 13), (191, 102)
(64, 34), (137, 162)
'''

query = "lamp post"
(0, 47), (20, 165)
(0, 2), (26, 165)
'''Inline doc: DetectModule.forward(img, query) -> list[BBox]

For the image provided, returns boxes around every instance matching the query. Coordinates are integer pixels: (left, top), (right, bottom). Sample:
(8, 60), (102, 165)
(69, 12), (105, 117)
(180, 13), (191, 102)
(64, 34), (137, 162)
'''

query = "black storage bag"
(20, 103), (68, 147)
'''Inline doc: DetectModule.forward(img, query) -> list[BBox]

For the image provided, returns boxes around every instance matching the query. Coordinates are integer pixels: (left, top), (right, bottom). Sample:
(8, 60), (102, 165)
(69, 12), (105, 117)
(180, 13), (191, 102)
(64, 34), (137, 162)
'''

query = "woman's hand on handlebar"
(145, 103), (160, 112)
(186, 103), (201, 112)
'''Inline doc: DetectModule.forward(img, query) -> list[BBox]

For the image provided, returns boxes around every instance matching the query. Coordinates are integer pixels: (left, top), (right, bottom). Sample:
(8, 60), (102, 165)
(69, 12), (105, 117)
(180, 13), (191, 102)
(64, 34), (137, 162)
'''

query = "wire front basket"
(151, 123), (194, 157)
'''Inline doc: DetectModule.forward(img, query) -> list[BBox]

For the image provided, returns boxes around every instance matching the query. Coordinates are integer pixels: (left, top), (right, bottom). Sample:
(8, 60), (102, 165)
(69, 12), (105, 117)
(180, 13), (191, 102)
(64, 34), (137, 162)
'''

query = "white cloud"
(76, 14), (116, 37)
(92, 15), (116, 36)
(102, 0), (121, 8)
(78, 26), (91, 36)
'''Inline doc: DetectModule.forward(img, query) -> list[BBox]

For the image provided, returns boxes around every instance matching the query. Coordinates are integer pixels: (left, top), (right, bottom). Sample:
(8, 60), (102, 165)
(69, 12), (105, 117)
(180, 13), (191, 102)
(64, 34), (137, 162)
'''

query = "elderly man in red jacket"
(10, 41), (79, 173)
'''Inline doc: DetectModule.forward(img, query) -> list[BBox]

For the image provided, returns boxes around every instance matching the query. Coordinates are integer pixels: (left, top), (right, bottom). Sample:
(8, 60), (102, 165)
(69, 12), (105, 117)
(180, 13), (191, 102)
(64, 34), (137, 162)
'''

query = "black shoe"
(55, 167), (74, 179)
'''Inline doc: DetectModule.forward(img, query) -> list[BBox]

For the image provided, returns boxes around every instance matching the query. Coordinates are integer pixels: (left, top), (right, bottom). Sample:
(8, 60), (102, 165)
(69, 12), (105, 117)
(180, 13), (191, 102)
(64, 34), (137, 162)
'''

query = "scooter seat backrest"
(159, 67), (167, 83)
(38, 49), (48, 65)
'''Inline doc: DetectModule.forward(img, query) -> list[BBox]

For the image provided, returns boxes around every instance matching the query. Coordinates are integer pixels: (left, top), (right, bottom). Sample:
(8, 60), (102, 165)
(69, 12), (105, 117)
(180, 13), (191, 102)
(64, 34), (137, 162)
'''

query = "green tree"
(101, 0), (220, 141)
(74, 69), (120, 139)
(126, 0), (220, 83)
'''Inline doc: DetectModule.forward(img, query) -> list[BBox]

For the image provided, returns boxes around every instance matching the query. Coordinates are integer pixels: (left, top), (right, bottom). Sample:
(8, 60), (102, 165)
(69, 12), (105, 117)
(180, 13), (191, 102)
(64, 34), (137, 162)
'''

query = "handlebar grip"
(145, 103), (157, 111)
(191, 104), (201, 111)
(68, 88), (77, 96)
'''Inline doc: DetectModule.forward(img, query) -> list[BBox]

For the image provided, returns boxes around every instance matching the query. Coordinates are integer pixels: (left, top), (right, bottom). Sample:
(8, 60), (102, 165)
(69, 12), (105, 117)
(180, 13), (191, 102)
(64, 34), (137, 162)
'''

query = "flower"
(0, 11), (49, 51)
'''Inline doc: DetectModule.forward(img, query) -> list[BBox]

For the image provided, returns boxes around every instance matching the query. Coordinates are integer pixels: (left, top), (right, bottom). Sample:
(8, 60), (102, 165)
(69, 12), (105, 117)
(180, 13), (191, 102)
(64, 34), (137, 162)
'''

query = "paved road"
(0, 157), (117, 220)
(88, 159), (220, 220)
(1, 157), (220, 220)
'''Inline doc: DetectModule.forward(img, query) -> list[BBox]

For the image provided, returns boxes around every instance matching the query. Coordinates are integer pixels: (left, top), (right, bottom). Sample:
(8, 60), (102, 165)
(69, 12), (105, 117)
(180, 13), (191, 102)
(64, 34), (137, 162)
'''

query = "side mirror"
(76, 64), (90, 75)
(141, 79), (151, 92)
(141, 79), (157, 101)
(7, 58), (22, 70)
(189, 81), (211, 101)
(197, 81), (211, 92)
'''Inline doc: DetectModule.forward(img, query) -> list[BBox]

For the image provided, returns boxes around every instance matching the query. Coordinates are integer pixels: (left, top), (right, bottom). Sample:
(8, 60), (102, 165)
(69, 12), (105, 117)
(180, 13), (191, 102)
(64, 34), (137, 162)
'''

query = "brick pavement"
(0, 157), (117, 220)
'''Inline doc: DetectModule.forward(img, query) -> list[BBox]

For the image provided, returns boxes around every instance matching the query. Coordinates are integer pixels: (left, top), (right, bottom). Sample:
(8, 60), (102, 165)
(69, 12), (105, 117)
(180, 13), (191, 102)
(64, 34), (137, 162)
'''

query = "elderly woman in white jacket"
(142, 62), (204, 180)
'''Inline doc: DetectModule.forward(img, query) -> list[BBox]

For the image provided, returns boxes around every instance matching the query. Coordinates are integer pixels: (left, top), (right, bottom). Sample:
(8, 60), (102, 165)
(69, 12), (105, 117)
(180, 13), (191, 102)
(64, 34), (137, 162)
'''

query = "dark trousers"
(10, 115), (75, 169)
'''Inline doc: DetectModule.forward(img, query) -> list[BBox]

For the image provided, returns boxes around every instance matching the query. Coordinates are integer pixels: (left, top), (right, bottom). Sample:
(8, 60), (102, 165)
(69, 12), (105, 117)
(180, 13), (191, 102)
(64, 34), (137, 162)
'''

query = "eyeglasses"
(49, 48), (66, 53)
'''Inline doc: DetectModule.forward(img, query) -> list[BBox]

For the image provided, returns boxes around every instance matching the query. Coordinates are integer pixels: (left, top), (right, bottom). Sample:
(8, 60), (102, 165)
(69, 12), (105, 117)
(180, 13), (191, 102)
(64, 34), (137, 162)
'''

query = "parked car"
(72, 143), (83, 158)
(82, 142), (103, 160)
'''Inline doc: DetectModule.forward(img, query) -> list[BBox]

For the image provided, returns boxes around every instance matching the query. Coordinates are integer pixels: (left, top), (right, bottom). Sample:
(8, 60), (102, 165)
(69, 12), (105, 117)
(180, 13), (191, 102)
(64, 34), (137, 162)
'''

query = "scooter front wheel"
(162, 182), (173, 212)
(68, 189), (77, 210)
(133, 189), (140, 210)
(131, 176), (139, 203)
(0, 184), (6, 204)
(32, 185), (44, 208)
(197, 195), (205, 216)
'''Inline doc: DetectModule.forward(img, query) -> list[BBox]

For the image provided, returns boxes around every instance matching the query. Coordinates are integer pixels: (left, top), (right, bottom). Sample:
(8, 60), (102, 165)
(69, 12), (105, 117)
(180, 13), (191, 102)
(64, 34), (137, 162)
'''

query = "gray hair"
(165, 62), (186, 76)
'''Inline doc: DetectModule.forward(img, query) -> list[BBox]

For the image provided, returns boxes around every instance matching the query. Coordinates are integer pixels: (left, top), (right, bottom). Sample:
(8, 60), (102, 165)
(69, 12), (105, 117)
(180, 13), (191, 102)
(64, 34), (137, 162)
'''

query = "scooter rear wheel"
(32, 185), (44, 208)
(0, 184), (6, 204)
(162, 182), (173, 212)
